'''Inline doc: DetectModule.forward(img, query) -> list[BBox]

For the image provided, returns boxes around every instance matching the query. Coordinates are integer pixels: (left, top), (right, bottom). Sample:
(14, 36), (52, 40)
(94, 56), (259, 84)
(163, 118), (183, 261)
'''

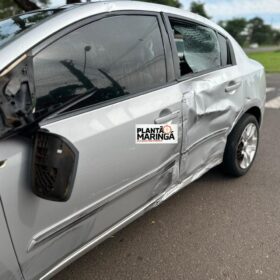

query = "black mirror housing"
(32, 130), (79, 202)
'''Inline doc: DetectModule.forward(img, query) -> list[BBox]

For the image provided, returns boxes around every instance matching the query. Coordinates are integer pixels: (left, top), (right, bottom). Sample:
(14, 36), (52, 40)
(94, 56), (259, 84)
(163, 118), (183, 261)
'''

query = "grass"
(248, 51), (280, 73)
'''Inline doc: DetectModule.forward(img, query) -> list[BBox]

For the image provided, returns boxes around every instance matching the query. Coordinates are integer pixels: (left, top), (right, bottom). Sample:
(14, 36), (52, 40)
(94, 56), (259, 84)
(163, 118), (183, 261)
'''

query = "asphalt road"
(54, 74), (280, 280)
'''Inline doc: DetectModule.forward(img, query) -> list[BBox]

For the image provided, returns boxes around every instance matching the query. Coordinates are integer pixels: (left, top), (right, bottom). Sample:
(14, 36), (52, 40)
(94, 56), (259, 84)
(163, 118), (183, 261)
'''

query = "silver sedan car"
(0, 2), (265, 279)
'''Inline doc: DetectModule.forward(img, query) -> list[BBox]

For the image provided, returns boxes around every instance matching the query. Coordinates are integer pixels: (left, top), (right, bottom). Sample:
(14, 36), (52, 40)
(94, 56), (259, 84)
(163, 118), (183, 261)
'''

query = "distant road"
(245, 46), (280, 53)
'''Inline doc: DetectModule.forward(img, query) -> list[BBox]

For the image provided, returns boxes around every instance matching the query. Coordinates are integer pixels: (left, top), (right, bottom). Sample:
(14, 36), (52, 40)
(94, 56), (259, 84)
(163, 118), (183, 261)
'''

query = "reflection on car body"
(0, 2), (266, 279)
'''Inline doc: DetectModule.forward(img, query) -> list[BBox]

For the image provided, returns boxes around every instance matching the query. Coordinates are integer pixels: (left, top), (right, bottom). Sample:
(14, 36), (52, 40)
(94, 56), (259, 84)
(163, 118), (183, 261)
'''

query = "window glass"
(33, 15), (166, 116)
(217, 33), (231, 66)
(170, 20), (221, 75)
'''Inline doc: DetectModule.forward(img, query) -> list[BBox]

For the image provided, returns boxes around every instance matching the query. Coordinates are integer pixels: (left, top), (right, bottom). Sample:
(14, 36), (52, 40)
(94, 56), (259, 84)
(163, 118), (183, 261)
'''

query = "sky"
(50, 0), (280, 29)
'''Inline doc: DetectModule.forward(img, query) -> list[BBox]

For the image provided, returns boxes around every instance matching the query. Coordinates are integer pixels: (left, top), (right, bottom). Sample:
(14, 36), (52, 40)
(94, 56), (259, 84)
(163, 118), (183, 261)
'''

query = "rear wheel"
(222, 113), (259, 177)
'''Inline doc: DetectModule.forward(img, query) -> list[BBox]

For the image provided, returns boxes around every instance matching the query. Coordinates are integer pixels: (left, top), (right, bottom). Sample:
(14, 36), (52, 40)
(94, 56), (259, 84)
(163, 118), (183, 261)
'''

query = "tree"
(13, 0), (79, 12)
(219, 18), (248, 46)
(138, 0), (182, 8)
(0, 0), (52, 19)
(14, 0), (40, 11)
(2, 0), (184, 19)
(0, 0), (21, 19)
(219, 17), (280, 46)
(190, 1), (210, 19)
(272, 30), (280, 45)
(247, 17), (276, 45)
(0, 0), (81, 19)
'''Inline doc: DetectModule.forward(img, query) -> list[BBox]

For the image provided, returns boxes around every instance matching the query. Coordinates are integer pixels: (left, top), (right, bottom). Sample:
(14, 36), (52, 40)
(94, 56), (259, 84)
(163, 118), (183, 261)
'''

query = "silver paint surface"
(0, 2), (266, 280)
(0, 199), (24, 280)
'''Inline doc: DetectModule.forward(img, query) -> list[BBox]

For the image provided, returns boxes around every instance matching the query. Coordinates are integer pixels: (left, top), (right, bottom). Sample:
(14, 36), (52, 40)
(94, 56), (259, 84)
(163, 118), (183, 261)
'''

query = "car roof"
(0, 1), (245, 72)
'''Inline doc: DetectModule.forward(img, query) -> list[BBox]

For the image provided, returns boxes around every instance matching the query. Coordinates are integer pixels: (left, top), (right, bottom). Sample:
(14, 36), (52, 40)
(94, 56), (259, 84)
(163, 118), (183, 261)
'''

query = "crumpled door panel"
(179, 67), (243, 179)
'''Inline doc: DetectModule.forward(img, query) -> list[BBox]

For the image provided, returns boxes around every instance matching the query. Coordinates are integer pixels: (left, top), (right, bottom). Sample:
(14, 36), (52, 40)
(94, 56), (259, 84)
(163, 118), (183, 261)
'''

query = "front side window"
(33, 15), (166, 116)
(170, 19), (221, 76)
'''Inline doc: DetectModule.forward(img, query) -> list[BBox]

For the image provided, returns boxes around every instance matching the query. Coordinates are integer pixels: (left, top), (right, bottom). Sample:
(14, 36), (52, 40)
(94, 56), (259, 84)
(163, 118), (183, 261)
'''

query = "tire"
(222, 113), (259, 177)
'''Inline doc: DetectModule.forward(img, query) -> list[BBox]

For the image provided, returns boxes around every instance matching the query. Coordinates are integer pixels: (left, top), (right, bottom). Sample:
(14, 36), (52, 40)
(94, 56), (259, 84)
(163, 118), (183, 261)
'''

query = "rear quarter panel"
(233, 56), (266, 129)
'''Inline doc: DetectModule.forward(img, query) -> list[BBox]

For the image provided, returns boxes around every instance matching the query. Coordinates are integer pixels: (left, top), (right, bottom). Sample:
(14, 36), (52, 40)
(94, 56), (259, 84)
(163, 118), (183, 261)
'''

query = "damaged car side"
(0, 2), (265, 279)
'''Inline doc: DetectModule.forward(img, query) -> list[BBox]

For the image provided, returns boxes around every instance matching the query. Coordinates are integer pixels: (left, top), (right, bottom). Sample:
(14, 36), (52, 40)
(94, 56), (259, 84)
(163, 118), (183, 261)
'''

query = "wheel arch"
(244, 106), (262, 125)
(227, 105), (263, 139)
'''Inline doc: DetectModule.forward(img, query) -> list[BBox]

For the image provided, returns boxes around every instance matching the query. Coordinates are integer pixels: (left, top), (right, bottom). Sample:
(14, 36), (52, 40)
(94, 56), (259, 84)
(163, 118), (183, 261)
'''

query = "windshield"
(0, 9), (63, 49)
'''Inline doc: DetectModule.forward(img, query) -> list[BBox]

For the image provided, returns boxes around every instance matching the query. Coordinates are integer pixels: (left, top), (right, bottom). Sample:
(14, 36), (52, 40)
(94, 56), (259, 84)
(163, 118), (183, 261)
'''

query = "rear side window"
(217, 33), (232, 66)
(170, 19), (221, 76)
(33, 15), (166, 116)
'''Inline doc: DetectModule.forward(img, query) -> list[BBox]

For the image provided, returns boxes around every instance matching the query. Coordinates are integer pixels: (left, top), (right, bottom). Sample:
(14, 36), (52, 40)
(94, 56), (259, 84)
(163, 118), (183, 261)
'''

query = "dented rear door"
(179, 67), (242, 179)
(164, 15), (243, 179)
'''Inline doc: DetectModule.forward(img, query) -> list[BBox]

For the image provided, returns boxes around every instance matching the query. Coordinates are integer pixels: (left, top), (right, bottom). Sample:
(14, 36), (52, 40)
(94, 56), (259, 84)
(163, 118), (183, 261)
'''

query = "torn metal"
(0, 55), (35, 139)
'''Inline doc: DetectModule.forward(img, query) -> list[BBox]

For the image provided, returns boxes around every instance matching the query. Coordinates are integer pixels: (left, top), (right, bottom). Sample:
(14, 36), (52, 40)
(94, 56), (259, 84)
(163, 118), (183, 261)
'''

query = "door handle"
(225, 81), (241, 92)
(0, 159), (7, 169)
(154, 110), (180, 124)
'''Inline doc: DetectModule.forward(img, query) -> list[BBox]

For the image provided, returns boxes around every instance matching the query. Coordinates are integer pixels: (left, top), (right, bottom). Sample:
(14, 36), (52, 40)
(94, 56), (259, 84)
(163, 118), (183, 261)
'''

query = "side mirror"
(32, 130), (79, 202)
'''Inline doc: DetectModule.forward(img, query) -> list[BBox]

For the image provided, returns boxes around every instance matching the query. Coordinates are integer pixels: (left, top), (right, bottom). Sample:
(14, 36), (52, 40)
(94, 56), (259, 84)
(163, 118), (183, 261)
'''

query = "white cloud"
(205, 0), (280, 17)
(50, 0), (89, 6)
(49, 0), (67, 7)
(181, 0), (280, 28)
(273, 23), (280, 29)
(181, 0), (280, 15)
